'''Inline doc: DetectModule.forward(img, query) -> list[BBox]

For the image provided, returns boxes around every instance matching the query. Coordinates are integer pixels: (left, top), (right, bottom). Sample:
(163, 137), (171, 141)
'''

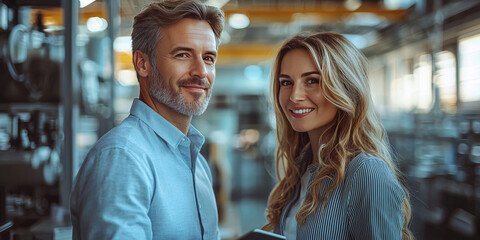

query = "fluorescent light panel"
(79, 0), (95, 8)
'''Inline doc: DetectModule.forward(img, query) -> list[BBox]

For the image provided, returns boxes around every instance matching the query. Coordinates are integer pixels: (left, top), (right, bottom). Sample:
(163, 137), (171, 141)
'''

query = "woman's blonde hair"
(263, 32), (413, 240)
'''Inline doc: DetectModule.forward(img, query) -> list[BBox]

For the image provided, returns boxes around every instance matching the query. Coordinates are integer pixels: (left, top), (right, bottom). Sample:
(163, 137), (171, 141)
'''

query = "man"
(70, 0), (224, 239)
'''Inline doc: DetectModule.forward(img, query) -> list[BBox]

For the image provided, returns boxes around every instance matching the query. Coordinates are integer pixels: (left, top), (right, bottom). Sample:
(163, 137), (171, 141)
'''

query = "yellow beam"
(223, 3), (410, 23)
(114, 43), (281, 70)
(115, 51), (133, 70)
(217, 43), (280, 65)
(35, 3), (409, 27)
(32, 8), (106, 26)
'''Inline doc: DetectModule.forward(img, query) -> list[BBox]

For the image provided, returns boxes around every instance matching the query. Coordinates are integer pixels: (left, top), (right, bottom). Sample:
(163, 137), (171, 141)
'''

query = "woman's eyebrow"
(301, 71), (320, 77)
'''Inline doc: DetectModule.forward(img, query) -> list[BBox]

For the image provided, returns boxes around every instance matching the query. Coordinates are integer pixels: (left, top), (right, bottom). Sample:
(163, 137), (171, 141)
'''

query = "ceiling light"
(244, 65), (263, 81)
(345, 13), (385, 27)
(113, 36), (132, 53)
(345, 0), (361, 11)
(86, 17), (108, 32)
(229, 14), (250, 29)
(79, 0), (95, 8)
(384, 0), (415, 9)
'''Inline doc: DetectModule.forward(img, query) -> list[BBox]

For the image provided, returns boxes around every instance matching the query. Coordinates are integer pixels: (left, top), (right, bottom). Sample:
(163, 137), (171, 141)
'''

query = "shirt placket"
(179, 136), (205, 240)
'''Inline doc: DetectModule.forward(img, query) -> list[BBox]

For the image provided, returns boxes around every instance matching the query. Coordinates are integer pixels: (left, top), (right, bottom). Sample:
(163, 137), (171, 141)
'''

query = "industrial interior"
(0, 0), (479, 239)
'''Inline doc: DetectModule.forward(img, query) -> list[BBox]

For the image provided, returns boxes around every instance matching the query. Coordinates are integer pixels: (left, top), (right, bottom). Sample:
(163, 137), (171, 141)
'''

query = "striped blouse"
(274, 152), (405, 240)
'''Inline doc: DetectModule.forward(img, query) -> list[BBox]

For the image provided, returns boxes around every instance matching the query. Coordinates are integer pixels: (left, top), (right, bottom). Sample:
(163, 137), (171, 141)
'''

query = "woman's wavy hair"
(131, 0), (224, 69)
(263, 32), (413, 240)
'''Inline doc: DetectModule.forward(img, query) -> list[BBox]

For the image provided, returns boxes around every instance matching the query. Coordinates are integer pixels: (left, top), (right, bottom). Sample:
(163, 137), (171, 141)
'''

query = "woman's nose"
(289, 84), (306, 102)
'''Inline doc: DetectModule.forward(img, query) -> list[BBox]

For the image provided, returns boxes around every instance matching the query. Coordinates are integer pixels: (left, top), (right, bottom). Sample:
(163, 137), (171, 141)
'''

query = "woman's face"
(278, 48), (338, 133)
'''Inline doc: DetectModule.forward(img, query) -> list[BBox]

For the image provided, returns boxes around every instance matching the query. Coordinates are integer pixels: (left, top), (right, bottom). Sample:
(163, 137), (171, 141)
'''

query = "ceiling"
(19, 0), (413, 66)
(115, 0), (413, 65)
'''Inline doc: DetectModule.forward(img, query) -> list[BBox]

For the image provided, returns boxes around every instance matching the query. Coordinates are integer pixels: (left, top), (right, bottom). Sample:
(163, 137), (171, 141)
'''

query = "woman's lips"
(289, 108), (314, 118)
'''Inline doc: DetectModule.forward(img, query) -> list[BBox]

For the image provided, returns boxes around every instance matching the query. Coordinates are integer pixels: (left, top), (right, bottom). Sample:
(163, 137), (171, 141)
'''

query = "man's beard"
(148, 67), (212, 116)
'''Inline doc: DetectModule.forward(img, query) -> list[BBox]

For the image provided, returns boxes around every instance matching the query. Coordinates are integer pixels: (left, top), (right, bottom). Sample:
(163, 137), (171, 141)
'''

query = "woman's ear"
(133, 50), (151, 78)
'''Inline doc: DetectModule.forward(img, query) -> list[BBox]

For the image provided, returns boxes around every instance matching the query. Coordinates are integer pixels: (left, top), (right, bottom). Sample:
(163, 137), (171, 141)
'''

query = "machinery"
(0, 2), (63, 239)
(0, 0), (115, 238)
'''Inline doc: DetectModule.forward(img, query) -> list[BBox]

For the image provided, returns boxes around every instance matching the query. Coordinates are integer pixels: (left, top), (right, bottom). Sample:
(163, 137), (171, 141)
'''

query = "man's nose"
(190, 57), (208, 79)
(289, 84), (306, 102)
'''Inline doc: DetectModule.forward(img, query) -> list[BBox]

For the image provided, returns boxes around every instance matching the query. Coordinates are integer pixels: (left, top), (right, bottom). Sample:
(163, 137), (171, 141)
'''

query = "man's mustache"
(177, 78), (211, 89)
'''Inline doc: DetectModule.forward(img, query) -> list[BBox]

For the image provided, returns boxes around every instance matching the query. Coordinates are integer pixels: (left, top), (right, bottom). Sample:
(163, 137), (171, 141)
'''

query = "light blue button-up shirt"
(70, 99), (219, 240)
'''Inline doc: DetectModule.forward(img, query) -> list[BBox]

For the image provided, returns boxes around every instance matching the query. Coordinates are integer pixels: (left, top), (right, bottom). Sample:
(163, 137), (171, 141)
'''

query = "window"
(434, 51), (457, 113)
(459, 33), (480, 108)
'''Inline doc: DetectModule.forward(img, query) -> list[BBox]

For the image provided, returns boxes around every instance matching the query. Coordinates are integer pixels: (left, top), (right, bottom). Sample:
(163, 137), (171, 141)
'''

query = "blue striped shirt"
(274, 152), (405, 240)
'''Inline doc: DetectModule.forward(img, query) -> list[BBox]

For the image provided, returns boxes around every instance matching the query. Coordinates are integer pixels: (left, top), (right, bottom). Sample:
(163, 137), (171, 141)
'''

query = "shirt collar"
(129, 98), (205, 148)
(185, 124), (205, 151)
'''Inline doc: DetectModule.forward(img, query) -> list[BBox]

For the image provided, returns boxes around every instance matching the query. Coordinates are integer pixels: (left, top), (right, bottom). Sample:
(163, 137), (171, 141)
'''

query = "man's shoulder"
(76, 116), (160, 182)
(95, 115), (151, 147)
(89, 115), (171, 158)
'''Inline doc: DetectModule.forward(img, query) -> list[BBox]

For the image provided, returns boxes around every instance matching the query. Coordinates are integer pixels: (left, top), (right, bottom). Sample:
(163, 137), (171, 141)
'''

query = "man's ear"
(133, 50), (151, 78)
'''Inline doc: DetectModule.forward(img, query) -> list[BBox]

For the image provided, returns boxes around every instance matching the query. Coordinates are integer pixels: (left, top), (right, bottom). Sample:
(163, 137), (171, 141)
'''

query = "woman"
(263, 32), (413, 240)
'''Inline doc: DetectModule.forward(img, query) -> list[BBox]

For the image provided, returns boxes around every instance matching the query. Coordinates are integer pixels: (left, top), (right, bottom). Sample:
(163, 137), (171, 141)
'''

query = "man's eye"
(177, 53), (189, 58)
(204, 56), (215, 63)
(280, 80), (292, 86)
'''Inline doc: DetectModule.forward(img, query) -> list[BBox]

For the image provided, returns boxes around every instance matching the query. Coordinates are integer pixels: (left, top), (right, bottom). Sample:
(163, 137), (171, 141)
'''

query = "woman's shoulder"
(345, 153), (405, 215)
(347, 152), (389, 173)
(344, 152), (400, 188)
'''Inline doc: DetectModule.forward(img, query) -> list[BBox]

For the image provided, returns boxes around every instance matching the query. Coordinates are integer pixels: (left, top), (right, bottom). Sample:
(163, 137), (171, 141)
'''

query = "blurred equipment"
(0, 1), (65, 240)
(0, 14), (61, 103)
(1, 0), (116, 238)
(0, 220), (13, 240)
(376, 1), (480, 239)
(0, 108), (62, 240)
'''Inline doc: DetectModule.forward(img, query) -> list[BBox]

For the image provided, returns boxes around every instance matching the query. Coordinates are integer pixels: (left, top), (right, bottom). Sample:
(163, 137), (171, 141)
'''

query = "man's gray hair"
(131, 0), (224, 69)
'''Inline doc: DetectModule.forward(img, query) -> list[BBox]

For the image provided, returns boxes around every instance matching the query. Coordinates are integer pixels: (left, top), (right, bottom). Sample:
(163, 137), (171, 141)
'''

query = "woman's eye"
(306, 78), (319, 84)
(280, 80), (292, 86)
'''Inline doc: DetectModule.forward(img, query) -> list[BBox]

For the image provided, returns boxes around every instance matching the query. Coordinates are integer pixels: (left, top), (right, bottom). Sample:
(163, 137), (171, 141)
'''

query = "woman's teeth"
(292, 108), (313, 114)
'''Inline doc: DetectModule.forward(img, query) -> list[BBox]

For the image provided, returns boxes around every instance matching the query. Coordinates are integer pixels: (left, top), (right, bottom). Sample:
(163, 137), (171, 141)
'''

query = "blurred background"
(0, 0), (479, 239)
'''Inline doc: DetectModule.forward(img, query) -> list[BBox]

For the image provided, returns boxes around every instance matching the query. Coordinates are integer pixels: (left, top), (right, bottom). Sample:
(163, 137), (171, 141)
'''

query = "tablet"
(237, 229), (286, 240)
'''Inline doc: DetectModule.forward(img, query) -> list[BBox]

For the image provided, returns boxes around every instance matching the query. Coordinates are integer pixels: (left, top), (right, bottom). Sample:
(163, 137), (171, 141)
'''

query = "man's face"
(149, 18), (217, 116)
